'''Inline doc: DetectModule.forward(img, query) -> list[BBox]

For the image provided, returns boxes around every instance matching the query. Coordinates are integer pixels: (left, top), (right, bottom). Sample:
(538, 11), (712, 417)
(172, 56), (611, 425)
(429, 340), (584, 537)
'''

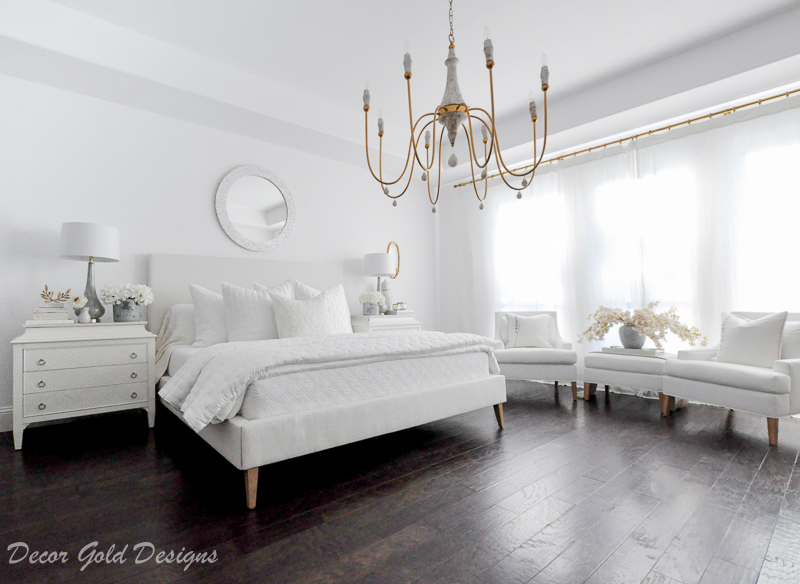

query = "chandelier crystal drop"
(362, 0), (551, 211)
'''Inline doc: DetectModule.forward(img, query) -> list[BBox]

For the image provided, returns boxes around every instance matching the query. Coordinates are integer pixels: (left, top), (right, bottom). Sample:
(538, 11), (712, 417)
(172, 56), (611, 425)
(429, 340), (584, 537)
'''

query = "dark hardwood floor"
(3, 381), (800, 584)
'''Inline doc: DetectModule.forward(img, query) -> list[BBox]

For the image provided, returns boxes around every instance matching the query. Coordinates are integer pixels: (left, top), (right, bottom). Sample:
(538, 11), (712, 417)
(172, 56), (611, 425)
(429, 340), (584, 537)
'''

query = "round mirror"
(215, 165), (296, 251)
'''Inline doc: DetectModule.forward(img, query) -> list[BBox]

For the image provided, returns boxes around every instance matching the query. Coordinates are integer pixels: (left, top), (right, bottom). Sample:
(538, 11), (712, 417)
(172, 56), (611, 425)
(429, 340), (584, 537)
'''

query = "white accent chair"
(494, 311), (579, 401)
(662, 312), (800, 446)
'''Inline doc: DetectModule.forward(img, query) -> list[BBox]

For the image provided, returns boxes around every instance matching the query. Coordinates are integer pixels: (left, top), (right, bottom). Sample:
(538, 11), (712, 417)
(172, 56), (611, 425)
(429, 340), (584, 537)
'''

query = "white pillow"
(189, 284), (227, 347)
(222, 281), (293, 342)
(781, 321), (800, 359)
(294, 280), (321, 300)
(270, 285), (352, 338)
(715, 311), (787, 368)
(505, 313), (554, 348)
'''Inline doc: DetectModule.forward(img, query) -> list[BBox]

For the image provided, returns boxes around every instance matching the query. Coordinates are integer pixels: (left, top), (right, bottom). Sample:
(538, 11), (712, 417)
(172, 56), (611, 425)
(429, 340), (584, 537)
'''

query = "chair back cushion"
(495, 311), (559, 344)
(716, 311), (787, 368)
(505, 313), (554, 348)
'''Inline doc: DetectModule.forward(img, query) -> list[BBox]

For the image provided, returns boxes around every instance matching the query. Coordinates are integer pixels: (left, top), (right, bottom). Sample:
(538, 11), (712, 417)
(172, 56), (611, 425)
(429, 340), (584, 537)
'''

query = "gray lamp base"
(83, 259), (105, 322)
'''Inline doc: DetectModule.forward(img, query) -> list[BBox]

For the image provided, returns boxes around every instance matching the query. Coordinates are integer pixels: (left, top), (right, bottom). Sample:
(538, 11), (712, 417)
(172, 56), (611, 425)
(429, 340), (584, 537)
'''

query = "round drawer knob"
(37, 359), (46, 366)
(130, 353), (137, 359)
(130, 372), (138, 379)
(131, 392), (138, 399)
(37, 381), (46, 388)
(38, 403), (46, 410)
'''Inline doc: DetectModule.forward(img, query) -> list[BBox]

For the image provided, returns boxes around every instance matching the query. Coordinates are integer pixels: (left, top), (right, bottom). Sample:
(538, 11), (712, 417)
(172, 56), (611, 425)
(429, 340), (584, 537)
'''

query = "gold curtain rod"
(454, 86), (800, 189)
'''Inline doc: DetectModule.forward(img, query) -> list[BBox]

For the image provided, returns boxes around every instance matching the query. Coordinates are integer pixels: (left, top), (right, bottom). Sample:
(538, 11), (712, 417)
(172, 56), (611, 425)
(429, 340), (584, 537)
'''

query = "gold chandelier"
(362, 0), (550, 212)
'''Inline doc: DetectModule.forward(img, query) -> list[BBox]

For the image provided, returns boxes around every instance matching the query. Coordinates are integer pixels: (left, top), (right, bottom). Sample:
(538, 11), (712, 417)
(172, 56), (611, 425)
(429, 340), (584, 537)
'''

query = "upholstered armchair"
(663, 312), (800, 446)
(494, 311), (579, 401)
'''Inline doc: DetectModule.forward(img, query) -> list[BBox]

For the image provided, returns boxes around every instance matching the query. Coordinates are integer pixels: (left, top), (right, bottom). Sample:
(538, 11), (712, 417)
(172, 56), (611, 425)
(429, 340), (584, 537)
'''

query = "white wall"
(0, 74), (437, 410)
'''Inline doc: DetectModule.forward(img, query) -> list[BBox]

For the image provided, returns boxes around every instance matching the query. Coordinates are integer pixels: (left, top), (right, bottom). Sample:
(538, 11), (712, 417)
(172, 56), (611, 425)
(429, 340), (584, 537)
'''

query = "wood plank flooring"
(3, 380), (800, 583)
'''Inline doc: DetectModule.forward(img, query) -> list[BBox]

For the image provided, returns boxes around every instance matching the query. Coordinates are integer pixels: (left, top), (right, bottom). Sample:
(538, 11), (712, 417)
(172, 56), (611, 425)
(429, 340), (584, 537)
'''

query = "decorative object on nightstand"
(59, 222), (120, 322)
(351, 312), (422, 333)
(100, 284), (154, 322)
(358, 291), (385, 316)
(68, 295), (90, 323)
(28, 286), (74, 324)
(11, 321), (156, 450)
(578, 302), (708, 349)
(364, 241), (400, 313)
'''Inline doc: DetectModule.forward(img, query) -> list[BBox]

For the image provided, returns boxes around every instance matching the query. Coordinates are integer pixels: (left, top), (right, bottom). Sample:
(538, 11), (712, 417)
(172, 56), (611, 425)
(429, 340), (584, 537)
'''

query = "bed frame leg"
(245, 468), (259, 510)
(493, 404), (504, 429)
(768, 417), (779, 446)
(571, 382), (578, 402)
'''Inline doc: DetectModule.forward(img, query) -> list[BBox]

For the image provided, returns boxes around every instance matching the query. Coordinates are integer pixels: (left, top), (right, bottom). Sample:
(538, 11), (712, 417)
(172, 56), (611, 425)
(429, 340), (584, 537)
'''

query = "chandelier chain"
(448, 0), (454, 45)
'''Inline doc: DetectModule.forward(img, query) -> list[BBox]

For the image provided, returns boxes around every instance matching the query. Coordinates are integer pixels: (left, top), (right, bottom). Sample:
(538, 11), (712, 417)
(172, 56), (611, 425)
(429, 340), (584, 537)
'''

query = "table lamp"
(363, 252), (396, 292)
(59, 222), (120, 322)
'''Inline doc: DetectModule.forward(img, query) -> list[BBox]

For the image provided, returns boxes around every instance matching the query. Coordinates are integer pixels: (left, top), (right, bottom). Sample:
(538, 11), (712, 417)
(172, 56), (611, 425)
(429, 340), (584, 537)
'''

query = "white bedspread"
(159, 331), (500, 432)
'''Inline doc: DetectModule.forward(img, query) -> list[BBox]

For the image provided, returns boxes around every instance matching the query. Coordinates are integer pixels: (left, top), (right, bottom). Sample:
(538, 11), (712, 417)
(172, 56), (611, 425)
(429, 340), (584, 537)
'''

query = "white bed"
(148, 253), (506, 509)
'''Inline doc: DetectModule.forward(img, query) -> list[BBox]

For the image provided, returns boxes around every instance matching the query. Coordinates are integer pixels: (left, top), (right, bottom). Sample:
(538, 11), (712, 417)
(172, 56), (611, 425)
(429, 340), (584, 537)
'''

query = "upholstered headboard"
(147, 253), (343, 335)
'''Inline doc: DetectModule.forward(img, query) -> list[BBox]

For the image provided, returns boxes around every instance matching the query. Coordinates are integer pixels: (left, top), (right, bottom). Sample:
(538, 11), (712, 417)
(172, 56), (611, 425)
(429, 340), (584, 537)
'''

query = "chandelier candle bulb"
(425, 130), (431, 146)
(483, 38), (494, 67)
(529, 94), (537, 121)
(363, 89), (370, 110)
(481, 124), (489, 142)
(540, 54), (549, 89)
(403, 52), (412, 78)
(377, 115), (384, 136)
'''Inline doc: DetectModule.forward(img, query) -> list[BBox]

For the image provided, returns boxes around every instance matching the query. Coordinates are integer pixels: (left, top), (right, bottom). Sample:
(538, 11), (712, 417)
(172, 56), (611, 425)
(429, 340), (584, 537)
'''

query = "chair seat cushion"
(584, 353), (674, 375)
(666, 359), (790, 395)
(495, 348), (577, 365)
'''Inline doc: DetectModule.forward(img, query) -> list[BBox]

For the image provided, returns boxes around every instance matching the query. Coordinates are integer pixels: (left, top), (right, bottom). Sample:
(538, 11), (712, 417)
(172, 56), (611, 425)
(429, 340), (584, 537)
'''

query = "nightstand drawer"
(24, 363), (148, 394)
(23, 383), (148, 417)
(24, 344), (147, 372)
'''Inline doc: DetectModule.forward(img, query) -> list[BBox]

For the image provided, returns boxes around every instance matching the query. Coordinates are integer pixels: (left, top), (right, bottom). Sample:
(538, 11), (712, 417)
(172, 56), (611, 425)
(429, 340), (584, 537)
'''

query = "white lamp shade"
(363, 252), (395, 276)
(59, 222), (120, 262)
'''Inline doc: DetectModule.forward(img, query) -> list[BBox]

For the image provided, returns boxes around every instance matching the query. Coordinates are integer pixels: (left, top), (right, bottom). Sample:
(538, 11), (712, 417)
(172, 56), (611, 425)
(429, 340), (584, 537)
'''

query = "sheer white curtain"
(437, 99), (800, 362)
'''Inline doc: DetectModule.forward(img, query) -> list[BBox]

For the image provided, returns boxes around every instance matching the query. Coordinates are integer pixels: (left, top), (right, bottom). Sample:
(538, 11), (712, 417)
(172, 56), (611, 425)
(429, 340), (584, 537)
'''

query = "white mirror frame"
(215, 165), (296, 252)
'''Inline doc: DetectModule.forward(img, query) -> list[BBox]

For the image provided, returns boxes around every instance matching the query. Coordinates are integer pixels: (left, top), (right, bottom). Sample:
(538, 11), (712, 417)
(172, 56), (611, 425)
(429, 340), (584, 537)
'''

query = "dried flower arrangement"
(578, 301), (708, 349)
(40, 285), (71, 303)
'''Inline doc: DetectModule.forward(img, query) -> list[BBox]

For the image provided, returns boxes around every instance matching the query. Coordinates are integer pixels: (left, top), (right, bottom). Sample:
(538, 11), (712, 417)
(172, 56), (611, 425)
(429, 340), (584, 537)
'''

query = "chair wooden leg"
(584, 382), (596, 401)
(768, 417), (779, 446)
(605, 385), (610, 393)
(245, 468), (259, 510)
(571, 382), (578, 402)
(659, 392), (675, 417)
(554, 381), (559, 392)
(493, 404), (505, 429)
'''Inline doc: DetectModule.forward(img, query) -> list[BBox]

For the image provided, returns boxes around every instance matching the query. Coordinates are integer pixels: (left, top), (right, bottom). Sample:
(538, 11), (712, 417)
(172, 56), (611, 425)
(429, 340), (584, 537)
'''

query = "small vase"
(77, 307), (92, 324)
(619, 324), (646, 349)
(363, 302), (379, 316)
(113, 300), (143, 322)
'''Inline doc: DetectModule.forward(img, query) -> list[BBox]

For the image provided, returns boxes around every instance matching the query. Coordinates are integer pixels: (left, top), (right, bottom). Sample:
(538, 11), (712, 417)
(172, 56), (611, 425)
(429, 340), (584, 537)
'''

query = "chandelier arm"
(428, 129), (445, 206)
(468, 109), (497, 165)
(363, 111), (417, 187)
(533, 90), (549, 168)
(461, 123), (488, 202)
(464, 113), (491, 170)
(410, 113), (438, 169)
(485, 70), (539, 179)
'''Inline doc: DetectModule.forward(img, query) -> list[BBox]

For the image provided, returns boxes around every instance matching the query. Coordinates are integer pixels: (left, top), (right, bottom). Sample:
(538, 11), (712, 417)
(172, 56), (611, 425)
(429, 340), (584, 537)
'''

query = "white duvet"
(159, 330), (500, 432)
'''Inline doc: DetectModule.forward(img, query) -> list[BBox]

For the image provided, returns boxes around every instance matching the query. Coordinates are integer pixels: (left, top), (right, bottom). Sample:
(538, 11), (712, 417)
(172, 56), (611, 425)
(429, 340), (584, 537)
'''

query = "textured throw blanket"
(159, 331), (500, 432)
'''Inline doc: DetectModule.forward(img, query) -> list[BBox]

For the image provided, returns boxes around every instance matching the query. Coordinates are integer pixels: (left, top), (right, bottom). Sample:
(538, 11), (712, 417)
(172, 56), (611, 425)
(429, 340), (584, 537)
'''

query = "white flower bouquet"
(100, 284), (155, 306)
(358, 291), (385, 305)
(578, 301), (708, 349)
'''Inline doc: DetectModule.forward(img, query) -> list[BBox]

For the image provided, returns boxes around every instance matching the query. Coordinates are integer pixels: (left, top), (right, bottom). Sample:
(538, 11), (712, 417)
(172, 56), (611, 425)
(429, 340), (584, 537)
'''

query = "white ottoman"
(583, 352), (681, 412)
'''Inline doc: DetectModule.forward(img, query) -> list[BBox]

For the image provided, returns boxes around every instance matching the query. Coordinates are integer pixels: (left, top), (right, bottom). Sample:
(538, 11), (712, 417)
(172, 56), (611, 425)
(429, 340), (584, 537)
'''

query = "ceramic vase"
(113, 300), (143, 322)
(363, 302), (379, 316)
(77, 307), (92, 323)
(619, 324), (646, 349)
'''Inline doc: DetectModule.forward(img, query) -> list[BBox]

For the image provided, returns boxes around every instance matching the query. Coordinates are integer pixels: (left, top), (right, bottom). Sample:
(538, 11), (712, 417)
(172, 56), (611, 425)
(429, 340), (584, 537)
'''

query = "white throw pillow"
(505, 313), (554, 348)
(782, 321), (800, 359)
(222, 280), (294, 342)
(715, 311), (787, 368)
(270, 285), (352, 338)
(189, 284), (227, 347)
(294, 280), (321, 300)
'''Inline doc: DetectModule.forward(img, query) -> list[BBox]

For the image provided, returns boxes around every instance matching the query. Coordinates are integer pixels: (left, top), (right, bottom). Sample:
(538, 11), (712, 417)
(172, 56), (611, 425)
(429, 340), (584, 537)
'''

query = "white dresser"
(351, 313), (422, 333)
(12, 322), (156, 450)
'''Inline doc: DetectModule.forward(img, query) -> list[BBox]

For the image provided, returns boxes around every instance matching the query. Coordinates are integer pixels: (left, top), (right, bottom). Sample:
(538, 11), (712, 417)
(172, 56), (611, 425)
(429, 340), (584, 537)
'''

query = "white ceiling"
(51, 0), (800, 125)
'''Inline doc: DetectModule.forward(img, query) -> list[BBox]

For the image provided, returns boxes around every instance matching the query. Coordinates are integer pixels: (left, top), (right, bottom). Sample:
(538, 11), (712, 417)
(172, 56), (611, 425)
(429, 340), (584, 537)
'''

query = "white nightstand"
(351, 313), (422, 333)
(12, 321), (156, 450)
